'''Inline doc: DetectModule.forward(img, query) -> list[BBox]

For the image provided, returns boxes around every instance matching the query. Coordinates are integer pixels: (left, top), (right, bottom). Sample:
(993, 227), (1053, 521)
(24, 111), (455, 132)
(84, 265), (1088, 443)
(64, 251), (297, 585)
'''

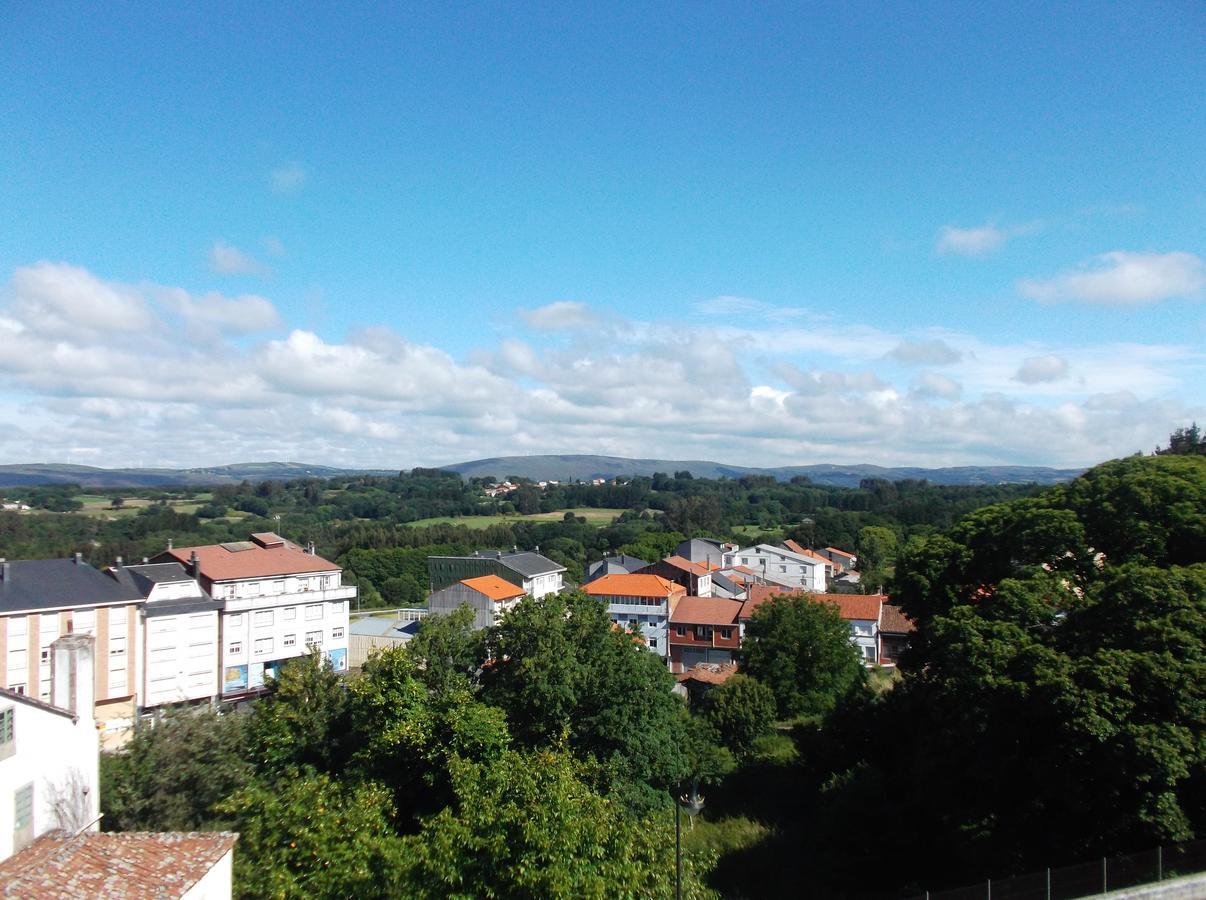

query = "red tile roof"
(676, 662), (738, 685)
(161, 534), (338, 581)
(461, 574), (526, 602)
(879, 603), (916, 634)
(661, 556), (710, 576)
(0, 830), (237, 899)
(740, 586), (887, 622)
(670, 595), (743, 626)
(584, 573), (683, 598)
(826, 547), (857, 561)
(782, 539), (808, 555)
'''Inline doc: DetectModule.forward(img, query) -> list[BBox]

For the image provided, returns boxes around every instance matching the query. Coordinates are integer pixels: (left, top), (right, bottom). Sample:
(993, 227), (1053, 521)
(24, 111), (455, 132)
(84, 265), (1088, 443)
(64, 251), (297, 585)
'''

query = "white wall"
(524, 571), (564, 599)
(722, 546), (827, 592)
(0, 698), (99, 862)
(181, 846), (234, 900)
(143, 611), (220, 708)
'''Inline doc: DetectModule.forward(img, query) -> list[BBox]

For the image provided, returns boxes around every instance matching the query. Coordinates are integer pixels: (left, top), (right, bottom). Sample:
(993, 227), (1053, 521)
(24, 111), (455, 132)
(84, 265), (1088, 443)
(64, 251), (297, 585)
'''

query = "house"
(673, 538), (735, 569)
(722, 544), (827, 592)
(0, 555), (144, 741)
(583, 573), (685, 662)
(636, 556), (713, 597)
(740, 586), (887, 665)
(878, 603), (916, 666)
(668, 596), (743, 672)
(584, 554), (649, 584)
(675, 662), (738, 705)
(428, 574), (527, 630)
(1, 635), (99, 862)
(111, 562), (223, 711)
(427, 549), (566, 598)
(0, 830), (237, 899)
(709, 570), (748, 601)
(155, 533), (354, 700)
(822, 547), (858, 571)
(782, 540), (843, 578)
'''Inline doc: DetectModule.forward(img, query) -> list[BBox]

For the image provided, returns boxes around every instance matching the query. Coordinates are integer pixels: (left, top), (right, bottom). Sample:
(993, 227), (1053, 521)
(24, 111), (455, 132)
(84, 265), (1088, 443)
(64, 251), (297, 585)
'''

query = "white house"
(156, 533), (354, 700)
(0, 634), (100, 862)
(722, 544), (827, 593)
(584, 573), (686, 662)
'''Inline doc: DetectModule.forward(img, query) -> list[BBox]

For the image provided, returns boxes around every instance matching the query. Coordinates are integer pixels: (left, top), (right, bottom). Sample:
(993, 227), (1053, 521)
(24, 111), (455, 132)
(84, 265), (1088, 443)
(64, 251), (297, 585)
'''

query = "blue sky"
(0, 3), (1202, 469)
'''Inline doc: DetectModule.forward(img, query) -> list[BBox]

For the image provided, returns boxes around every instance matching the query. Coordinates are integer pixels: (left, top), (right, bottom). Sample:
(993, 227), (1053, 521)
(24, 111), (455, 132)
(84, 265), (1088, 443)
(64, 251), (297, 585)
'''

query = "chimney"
(534, 544), (540, 554)
(307, 541), (316, 555)
(0, 558), (7, 582)
(142, 557), (149, 564)
(114, 556), (123, 569)
(167, 538), (173, 551)
(189, 550), (199, 573)
(74, 552), (83, 565)
(51, 633), (95, 720)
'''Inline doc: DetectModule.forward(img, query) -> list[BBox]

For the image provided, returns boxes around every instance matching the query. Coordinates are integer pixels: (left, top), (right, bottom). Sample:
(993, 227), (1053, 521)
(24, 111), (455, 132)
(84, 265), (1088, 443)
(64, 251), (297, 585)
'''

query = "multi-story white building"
(721, 544), (827, 593)
(157, 533), (354, 699)
(584, 573), (685, 663)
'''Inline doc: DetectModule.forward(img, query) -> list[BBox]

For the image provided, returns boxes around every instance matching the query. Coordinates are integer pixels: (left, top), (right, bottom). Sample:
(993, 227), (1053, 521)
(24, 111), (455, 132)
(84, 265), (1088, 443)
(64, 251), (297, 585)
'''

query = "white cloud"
(1015, 355), (1070, 384)
(209, 240), (270, 276)
(0, 265), (1202, 470)
(1019, 251), (1205, 305)
(518, 301), (599, 331)
(937, 224), (1008, 256)
(270, 161), (307, 194)
(888, 338), (962, 366)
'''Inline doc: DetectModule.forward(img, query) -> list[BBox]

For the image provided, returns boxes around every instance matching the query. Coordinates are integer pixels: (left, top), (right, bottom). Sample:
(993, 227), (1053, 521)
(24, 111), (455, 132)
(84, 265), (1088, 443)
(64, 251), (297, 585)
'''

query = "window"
(331, 627), (344, 640)
(283, 607), (297, 621)
(862, 645), (877, 662)
(14, 783), (33, 829)
(695, 625), (711, 640)
(675, 625), (686, 637)
(0, 707), (13, 755)
(305, 604), (322, 621)
(283, 634), (296, 648)
(648, 637), (658, 648)
(720, 628), (732, 640)
(254, 637), (273, 656)
(254, 610), (274, 628)
(305, 631), (323, 647)
(9, 684), (25, 696)
(40, 649), (50, 664)
(109, 637), (126, 657)
(228, 642), (243, 655)
(273, 580), (285, 594)
(740, 557), (750, 565)
(228, 614), (243, 627)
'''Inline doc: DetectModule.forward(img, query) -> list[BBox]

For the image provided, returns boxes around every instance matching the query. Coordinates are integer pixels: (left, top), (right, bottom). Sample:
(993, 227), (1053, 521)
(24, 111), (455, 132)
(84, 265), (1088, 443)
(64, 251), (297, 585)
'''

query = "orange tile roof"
(826, 547), (857, 560)
(0, 830), (237, 898)
(584, 573), (683, 598)
(782, 539), (808, 555)
(740, 586), (887, 622)
(661, 555), (710, 576)
(676, 662), (738, 685)
(670, 595), (743, 626)
(461, 574), (526, 602)
(161, 534), (337, 581)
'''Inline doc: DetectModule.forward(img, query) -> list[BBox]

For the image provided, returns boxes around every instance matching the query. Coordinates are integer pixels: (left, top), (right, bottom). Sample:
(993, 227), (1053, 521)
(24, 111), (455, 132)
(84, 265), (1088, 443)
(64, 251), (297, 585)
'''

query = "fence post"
(987, 877), (991, 900)
(1102, 857), (1107, 894)
(1157, 845), (1162, 882)
(1046, 867), (1051, 900)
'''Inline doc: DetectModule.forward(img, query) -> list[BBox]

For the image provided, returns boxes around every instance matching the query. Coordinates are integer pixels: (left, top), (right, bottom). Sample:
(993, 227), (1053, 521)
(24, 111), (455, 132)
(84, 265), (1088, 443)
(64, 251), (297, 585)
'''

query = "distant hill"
(443, 454), (1086, 488)
(0, 462), (391, 489)
(0, 455), (1085, 490)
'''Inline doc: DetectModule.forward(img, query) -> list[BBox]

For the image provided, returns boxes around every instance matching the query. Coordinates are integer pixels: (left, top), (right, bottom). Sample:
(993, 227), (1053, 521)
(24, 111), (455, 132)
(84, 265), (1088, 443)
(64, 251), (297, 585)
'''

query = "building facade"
(157, 533), (353, 700)
(722, 544), (827, 593)
(668, 596), (743, 671)
(427, 549), (566, 598)
(427, 575), (526, 630)
(584, 573), (685, 662)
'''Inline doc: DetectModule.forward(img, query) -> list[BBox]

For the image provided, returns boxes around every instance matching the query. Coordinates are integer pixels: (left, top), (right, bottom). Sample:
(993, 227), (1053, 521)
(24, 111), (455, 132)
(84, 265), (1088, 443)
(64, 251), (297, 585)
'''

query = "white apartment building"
(0, 634), (100, 862)
(157, 533), (354, 699)
(722, 544), (827, 593)
(584, 573), (686, 662)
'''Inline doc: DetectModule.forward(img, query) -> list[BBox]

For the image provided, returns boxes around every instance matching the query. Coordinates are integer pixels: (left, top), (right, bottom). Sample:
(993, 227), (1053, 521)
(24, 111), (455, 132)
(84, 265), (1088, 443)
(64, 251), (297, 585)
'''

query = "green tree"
(251, 649), (349, 776)
(217, 772), (406, 899)
(857, 524), (898, 592)
(396, 749), (714, 898)
(405, 604), (486, 696)
(101, 704), (252, 832)
(702, 674), (778, 758)
(740, 594), (865, 719)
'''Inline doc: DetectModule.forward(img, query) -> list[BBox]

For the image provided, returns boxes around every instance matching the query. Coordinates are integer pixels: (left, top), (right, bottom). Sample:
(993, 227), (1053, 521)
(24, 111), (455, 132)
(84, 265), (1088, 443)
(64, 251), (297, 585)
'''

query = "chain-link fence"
(905, 838), (1206, 900)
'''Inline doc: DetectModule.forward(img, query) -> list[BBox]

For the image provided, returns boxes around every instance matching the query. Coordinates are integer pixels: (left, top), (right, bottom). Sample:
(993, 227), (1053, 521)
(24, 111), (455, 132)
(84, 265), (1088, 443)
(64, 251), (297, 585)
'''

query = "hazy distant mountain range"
(0, 455), (1086, 490)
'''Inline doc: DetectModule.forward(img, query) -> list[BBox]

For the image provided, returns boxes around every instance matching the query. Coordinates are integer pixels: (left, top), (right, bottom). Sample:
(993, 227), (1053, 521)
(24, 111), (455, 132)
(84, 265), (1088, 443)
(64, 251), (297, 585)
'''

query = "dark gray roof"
(124, 563), (195, 585)
(111, 562), (210, 602)
(0, 559), (142, 614)
(585, 555), (649, 582)
(711, 572), (744, 594)
(473, 550), (565, 578)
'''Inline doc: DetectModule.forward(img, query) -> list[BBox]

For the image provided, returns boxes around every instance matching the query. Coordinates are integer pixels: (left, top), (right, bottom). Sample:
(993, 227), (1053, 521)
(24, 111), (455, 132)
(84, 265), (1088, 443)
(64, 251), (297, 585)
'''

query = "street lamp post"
(675, 781), (705, 900)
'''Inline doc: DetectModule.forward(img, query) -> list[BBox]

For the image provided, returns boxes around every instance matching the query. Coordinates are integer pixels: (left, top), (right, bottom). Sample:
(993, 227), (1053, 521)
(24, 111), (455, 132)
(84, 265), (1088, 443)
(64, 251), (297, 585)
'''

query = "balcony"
(224, 584), (357, 612)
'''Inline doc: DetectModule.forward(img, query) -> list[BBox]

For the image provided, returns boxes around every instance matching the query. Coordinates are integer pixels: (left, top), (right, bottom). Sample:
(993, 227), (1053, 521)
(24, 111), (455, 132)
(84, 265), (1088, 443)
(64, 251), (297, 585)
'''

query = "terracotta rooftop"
(879, 603), (917, 634)
(159, 533), (338, 581)
(670, 595), (743, 626)
(0, 830), (237, 899)
(826, 547), (857, 560)
(676, 662), (738, 686)
(660, 555), (710, 576)
(461, 574), (526, 602)
(740, 586), (887, 622)
(782, 539), (809, 555)
(584, 573), (683, 598)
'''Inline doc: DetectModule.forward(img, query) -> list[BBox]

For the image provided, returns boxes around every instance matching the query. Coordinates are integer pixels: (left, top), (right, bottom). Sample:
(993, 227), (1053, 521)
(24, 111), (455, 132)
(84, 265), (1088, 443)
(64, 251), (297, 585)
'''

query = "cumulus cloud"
(270, 161), (307, 194)
(888, 338), (962, 366)
(518, 301), (599, 331)
(1019, 251), (1205, 305)
(1015, 355), (1070, 384)
(937, 224), (1008, 256)
(0, 264), (1202, 470)
(209, 240), (270, 276)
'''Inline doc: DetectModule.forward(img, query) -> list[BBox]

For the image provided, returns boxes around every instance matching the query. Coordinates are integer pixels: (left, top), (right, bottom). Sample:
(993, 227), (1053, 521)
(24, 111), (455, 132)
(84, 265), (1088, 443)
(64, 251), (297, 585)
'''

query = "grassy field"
(407, 507), (627, 529)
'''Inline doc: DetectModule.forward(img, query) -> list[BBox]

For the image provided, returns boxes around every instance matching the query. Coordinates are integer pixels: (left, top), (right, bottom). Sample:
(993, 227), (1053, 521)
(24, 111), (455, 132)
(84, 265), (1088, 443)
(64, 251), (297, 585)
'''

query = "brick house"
(668, 596), (744, 672)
